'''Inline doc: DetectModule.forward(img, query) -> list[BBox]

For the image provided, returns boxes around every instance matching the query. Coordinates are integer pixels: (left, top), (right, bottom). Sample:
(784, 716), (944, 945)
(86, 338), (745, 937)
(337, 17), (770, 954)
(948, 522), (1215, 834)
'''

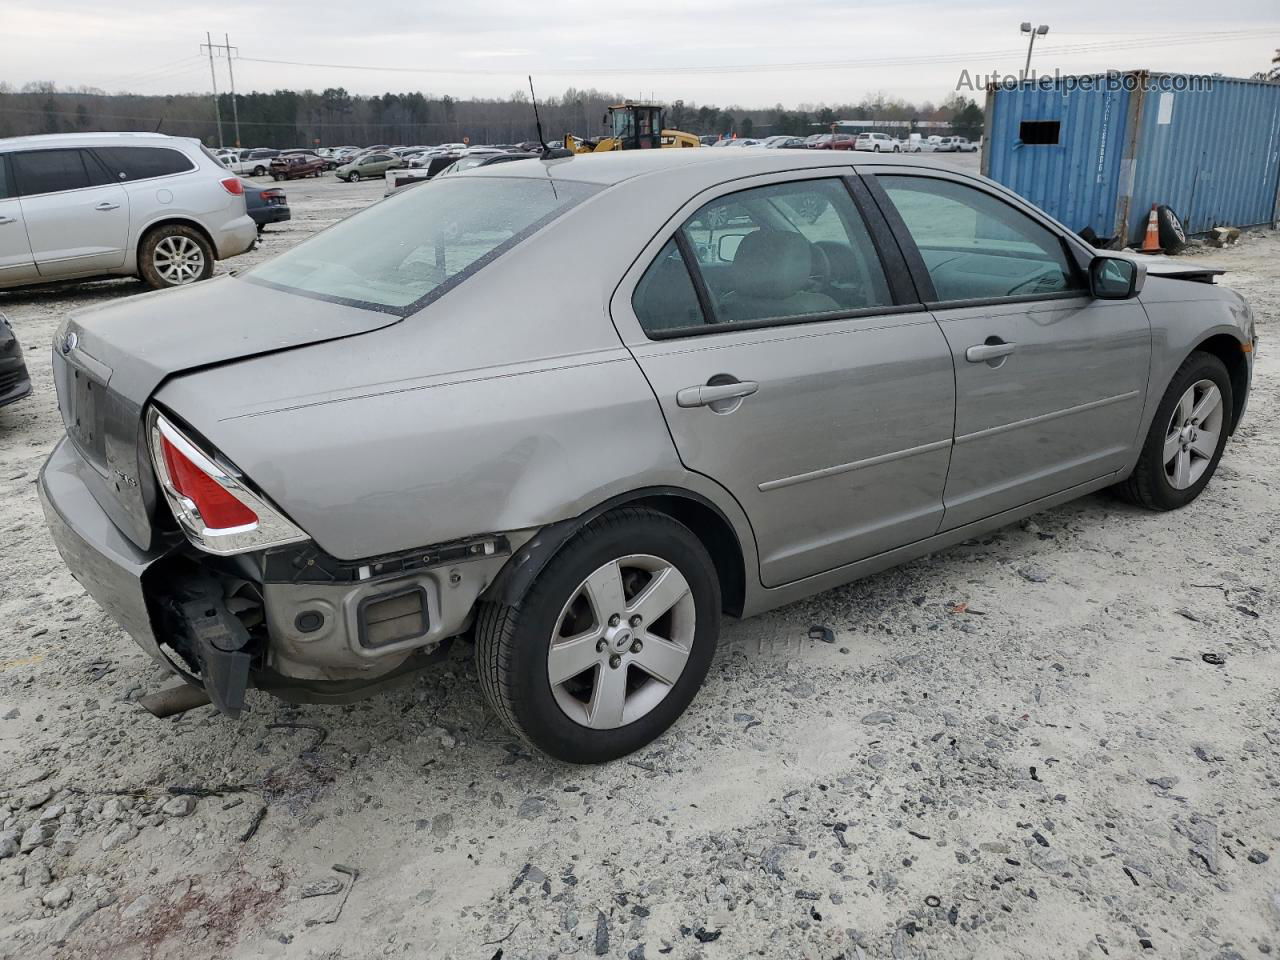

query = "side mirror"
(1089, 255), (1143, 299)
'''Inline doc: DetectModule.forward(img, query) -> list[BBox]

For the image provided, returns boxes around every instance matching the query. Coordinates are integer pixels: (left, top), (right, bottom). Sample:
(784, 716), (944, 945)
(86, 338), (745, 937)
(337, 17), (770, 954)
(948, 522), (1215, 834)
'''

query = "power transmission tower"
(223, 35), (242, 148)
(200, 32), (224, 148)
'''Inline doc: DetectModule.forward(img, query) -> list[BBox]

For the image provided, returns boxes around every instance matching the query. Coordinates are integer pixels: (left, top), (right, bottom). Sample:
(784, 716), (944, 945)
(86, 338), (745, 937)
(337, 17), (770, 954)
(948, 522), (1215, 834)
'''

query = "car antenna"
(528, 75), (552, 156)
(528, 75), (572, 164)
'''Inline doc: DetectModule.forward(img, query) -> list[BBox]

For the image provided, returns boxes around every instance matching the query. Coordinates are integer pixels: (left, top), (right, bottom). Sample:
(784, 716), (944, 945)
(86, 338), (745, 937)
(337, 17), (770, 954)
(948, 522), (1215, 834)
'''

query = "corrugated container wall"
(983, 72), (1280, 246)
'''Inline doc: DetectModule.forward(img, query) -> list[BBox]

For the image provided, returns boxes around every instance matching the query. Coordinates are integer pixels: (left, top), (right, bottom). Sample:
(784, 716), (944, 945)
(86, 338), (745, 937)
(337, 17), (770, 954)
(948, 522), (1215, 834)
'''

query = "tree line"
(0, 81), (985, 148)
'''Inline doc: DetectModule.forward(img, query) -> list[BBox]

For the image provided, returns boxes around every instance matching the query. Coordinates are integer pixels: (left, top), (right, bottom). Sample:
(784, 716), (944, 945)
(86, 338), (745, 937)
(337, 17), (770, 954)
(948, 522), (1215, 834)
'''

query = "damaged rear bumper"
(39, 436), (514, 716)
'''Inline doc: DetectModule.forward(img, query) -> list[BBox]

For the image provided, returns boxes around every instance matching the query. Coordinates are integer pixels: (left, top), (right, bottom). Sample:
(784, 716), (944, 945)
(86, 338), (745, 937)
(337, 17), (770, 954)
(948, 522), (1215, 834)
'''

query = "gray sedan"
(39, 151), (1255, 763)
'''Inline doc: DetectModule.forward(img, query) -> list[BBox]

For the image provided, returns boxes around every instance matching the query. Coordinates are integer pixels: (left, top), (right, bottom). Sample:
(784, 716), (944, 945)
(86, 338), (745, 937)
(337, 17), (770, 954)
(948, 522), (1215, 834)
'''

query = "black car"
(387, 152), (536, 196)
(242, 181), (290, 232)
(437, 151), (537, 177)
(0, 313), (32, 408)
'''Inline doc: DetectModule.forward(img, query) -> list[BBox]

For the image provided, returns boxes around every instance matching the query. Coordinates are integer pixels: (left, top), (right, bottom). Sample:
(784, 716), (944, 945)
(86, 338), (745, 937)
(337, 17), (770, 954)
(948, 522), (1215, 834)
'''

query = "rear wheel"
(138, 225), (213, 289)
(252, 165), (266, 176)
(476, 508), (720, 763)
(1116, 352), (1231, 510)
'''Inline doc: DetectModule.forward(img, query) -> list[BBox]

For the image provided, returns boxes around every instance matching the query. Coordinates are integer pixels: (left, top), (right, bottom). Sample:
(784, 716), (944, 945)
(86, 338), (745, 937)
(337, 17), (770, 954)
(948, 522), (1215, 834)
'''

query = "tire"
(1115, 351), (1232, 510)
(892, 145), (900, 153)
(272, 173), (283, 181)
(349, 171), (361, 182)
(1157, 205), (1187, 254)
(253, 165), (266, 177)
(873, 145), (881, 152)
(476, 507), (721, 763)
(138, 224), (214, 290)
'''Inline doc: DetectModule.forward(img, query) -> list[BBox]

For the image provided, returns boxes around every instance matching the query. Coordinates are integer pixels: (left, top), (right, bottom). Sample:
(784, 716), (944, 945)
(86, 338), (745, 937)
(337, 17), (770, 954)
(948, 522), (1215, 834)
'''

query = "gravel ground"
(0, 163), (1276, 960)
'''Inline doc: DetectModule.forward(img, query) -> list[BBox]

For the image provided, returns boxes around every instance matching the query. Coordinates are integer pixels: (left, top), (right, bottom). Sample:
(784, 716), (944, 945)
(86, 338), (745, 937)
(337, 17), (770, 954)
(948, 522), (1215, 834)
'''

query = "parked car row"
(774, 132), (980, 153)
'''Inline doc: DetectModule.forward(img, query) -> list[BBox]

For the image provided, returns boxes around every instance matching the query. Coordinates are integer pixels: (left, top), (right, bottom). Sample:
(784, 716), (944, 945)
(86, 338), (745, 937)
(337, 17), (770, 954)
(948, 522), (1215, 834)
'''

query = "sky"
(4, 0), (1279, 108)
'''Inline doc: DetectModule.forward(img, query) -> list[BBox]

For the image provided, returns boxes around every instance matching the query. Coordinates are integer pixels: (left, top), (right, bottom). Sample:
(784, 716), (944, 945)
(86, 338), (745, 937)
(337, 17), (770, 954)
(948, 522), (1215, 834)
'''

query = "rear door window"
(11, 149), (100, 196)
(93, 146), (194, 182)
(632, 178), (894, 337)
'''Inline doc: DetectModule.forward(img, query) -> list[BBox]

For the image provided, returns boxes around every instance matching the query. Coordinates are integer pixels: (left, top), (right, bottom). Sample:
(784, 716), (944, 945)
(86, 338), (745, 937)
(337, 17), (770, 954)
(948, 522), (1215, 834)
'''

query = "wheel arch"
(483, 486), (748, 618)
(1190, 332), (1249, 433)
(136, 217), (218, 266)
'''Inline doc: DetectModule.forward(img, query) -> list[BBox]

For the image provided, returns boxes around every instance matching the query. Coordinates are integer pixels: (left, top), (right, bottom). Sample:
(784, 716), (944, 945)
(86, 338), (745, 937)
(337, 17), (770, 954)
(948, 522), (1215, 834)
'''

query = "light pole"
(1021, 22), (1050, 78)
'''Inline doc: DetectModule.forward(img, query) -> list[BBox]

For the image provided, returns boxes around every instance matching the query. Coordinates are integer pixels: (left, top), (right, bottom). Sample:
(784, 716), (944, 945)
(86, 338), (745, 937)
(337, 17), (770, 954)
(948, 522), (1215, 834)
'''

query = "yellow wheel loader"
(565, 101), (701, 153)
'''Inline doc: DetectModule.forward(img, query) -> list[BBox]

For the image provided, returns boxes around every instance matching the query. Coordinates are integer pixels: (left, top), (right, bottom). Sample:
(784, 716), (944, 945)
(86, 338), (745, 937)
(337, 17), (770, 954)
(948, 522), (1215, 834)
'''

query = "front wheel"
(348, 171), (360, 182)
(476, 508), (720, 763)
(1115, 351), (1232, 510)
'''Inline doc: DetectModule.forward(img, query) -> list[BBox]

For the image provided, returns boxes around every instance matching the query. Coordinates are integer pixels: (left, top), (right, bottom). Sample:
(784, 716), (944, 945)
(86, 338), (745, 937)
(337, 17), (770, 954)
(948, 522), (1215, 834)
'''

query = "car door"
(12, 148), (129, 277)
(611, 172), (956, 588)
(866, 169), (1151, 529)
(0, 154), (39, 286)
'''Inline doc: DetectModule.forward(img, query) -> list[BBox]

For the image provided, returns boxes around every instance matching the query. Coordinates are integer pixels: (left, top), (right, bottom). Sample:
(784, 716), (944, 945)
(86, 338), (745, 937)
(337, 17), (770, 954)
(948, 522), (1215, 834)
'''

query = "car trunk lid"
(53, 274), (402, 550)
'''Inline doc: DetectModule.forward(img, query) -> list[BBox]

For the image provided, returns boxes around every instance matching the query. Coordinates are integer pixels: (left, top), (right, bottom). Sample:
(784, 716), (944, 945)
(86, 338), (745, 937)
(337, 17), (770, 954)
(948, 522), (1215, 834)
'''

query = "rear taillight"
(220, 177), (244, 196)
(159, 435), (257, 529)
(148, 411), (308, 556)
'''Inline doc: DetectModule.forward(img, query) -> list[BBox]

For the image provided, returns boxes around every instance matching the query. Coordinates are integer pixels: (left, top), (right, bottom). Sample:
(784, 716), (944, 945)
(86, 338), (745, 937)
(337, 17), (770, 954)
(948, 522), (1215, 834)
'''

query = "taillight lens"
(159, 434), (257, 529)
(149, 411), (308, 556)
(220, 177), (244, 196)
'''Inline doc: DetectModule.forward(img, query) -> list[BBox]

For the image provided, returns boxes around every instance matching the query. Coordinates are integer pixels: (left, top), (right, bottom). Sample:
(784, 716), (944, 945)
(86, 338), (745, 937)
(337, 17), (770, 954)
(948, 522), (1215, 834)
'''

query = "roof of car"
(466, 147), (940, 187)
(0, 132), (197, 152)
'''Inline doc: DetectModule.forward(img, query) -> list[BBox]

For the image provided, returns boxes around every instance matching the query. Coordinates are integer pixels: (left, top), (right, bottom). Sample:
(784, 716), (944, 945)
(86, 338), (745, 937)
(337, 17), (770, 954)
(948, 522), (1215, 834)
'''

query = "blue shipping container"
(983, 71), (1280, 245)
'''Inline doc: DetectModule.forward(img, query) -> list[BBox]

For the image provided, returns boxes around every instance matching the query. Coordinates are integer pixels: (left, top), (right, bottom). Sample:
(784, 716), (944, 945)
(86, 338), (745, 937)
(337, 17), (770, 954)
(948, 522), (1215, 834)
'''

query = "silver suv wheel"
(548, 554), (695, 729)
(152, 235), (206, 286)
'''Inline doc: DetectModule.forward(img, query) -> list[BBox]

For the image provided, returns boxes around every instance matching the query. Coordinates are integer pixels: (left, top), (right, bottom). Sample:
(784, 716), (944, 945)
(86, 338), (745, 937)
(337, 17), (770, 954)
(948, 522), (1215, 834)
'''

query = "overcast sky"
(6, 1), (1279, 107)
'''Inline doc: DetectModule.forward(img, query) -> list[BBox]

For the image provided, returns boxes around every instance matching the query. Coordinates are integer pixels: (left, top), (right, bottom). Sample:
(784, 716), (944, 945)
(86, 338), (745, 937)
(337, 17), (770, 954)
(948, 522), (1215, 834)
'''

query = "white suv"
(854, 132), (901, 152)
(0, 132), (257, 290)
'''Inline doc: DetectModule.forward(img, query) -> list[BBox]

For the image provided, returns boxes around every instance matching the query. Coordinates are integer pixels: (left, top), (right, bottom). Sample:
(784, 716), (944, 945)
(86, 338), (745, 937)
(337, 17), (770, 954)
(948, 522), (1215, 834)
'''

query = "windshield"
(246, 175), (598, 314)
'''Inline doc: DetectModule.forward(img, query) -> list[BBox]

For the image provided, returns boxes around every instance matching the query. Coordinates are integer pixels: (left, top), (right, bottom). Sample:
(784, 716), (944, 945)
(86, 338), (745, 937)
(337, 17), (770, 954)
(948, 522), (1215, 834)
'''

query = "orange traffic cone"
(1139, 204), (1162, 253)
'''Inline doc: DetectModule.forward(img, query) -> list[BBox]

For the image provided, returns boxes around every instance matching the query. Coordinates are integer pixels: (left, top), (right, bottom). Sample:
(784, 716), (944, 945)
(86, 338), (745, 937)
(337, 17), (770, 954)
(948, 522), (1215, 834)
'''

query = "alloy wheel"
(152, 235), (206, 285)
(547, 554), (695, 729)
(1164, 378), (1223, 489)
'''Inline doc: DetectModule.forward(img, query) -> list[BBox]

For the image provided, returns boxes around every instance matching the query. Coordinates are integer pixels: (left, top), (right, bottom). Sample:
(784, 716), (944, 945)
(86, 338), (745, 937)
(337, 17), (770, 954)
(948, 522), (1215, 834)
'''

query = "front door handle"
(0, 216), (15, 225)
(965, 341), (1017, 363)
(94, 202), (120, 211)
(676, 379), (759, 408)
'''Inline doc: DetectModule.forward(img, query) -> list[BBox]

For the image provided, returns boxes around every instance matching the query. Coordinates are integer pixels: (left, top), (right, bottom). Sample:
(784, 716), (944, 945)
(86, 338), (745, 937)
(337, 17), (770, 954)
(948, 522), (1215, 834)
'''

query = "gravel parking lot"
(0, 157), (1276, 960)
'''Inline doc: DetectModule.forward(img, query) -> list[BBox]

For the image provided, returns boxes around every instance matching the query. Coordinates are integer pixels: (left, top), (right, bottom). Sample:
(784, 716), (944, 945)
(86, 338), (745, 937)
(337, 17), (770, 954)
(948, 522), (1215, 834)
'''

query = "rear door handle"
(94, 202), (120, 211)
(965, 342), (1017, 363)
(0, 216), (15, 225)
(676, 380), (759, 408)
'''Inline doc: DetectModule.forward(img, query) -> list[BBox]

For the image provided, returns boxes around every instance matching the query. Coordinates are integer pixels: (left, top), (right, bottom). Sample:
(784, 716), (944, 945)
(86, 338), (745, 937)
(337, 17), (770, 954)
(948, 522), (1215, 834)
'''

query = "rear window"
(245, 175), (598, 314)
(93, 146), (194, 181)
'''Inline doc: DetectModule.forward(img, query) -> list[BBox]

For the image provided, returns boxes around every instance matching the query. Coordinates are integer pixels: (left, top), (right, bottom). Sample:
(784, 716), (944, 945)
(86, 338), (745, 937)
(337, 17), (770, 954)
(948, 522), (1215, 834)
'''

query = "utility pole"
(200, 32), (224, 148)
(1021, 22), (1050, 79)
(223, 34), (241, 148)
